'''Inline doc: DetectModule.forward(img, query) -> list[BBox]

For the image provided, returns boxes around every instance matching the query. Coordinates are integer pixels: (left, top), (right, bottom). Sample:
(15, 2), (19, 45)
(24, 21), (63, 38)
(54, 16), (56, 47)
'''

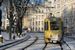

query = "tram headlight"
(50, 35), (52, 37)
(58, 35), (59, 37)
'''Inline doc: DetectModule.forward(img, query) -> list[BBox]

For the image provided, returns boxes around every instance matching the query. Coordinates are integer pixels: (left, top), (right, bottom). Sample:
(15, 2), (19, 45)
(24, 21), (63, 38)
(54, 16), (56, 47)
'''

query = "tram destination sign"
(50, 18), (60, 21)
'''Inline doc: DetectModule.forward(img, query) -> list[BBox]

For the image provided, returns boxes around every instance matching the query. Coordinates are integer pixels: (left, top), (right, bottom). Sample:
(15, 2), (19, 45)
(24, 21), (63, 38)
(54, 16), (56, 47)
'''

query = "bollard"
(22, 33), (23, 37)
(24, 33), (25, 36)
(0, 35), (3, 43)
(18, 33), (20, 38)
(13, 35), (15, 39)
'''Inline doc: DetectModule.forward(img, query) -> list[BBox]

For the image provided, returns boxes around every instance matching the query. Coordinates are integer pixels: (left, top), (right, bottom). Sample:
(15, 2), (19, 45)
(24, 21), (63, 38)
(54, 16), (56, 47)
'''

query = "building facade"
(62, 0), (75, 33)
(22, 0), (75, 33)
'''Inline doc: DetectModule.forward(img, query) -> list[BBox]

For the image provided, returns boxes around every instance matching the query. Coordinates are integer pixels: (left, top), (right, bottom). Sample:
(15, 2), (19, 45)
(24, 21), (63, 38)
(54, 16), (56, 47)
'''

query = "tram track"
(0, 35), (30, 50)
(42, 41), (71, 50)
(19, 36), (38, 50)
(63, 41), (71, 50)
(42, 43), (47, 50)
(59, 41), (71, 50)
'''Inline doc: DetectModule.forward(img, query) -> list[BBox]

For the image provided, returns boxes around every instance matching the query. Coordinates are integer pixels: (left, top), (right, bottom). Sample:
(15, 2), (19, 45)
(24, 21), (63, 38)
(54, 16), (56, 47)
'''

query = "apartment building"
(45, 0), (75, 33)
(22, 0), (75, 33)
(31, 7), (46, 32)
(62, 0), (75, 33)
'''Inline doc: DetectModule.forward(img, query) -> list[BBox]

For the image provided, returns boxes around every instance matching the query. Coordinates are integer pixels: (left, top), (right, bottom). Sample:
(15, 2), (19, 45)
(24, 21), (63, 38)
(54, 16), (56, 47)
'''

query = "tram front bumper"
(45, 37), (60, 42)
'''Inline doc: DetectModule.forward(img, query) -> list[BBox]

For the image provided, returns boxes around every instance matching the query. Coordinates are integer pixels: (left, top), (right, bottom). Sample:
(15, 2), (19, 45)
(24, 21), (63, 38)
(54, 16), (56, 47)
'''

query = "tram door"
(44, 21), (49, 39)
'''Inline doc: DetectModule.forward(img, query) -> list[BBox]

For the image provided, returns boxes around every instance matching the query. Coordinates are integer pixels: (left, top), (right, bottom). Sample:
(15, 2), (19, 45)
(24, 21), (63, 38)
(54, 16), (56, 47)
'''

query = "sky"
(30, 0), (45, 4)
(1, 0), (45, 26)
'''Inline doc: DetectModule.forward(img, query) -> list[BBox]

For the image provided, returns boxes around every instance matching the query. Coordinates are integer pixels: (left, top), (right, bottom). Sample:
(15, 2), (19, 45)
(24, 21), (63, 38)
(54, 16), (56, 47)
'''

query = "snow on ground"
(6, 34), (36, 50)
(64, 37), (75, 50)
(1, 32), (75, 50)
(45, 43), (61, 50)
(25, 33), (45, 50)
(0, 32), (27, 45)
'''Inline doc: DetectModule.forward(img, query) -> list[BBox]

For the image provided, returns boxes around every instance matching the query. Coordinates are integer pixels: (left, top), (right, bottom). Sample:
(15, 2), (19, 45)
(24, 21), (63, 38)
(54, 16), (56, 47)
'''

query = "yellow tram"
(44, 17), (64, 43)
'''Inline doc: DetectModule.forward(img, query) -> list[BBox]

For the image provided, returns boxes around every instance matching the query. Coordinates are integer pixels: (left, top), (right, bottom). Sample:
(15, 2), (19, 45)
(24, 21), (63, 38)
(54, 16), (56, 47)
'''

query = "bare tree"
(13, 0), (30, 34)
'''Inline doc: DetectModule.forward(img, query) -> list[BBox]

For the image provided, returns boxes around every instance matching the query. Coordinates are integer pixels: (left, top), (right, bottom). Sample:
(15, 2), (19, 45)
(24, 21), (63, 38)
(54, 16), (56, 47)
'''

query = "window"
(36, 21), (37, 25)
(54, 5), (56, 10)
(49, 1), (52, 4)
(42, 15), (44, 19)
(50, 22), (59, 30)
(36, 7), (38, 9)
(36, 11), (38, 13)
(50, 25), (59, 30)
(54, 0), (56, 2)
(47, 22), (48, 30)
(66, 19), (68, 24)
(39, 15), (40, 19)
(33, 18), (34, 20)
(42, 10), (44, 13)
(67, 0), (68, 2)
(65, 0), (66, 2)
(33, 22), (34, 25)
(39, 28), (40, 31)
(33, 27), (34, 30)
(36, 16), (38, 19)
(49, 8), (51, 11)
(57, 12), (60, 17)
(39, 21), (40, 25)
(54, 13), (56, 17)
(57, 0), (60, 1)
(44, 22), (46, 30)
(71, 11), (73, 16)
(57, 4), (60, 8)
(46, 8), (48, 11)
(33, 12), (35, 14)
(36, 27), (37, 30)
(42, 27), (43, 30)
(39, 10), (41, 13)
(42, 21), (43, 25)
(46, 2), (48, 5)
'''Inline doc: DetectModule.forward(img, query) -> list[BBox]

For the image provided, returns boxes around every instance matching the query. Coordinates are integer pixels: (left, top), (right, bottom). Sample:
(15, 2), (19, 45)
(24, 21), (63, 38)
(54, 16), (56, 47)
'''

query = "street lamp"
(0, 0), (3, 43)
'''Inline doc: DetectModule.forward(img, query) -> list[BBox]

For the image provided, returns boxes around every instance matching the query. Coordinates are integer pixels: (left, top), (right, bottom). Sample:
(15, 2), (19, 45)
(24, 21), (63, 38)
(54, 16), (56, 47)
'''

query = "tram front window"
(50, 22), (59, 30)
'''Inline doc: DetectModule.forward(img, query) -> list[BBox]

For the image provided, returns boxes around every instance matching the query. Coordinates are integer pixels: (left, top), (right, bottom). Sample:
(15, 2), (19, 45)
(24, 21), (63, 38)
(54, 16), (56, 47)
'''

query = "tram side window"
(44, 22), (46, 30)
(47, 22), (48, 30)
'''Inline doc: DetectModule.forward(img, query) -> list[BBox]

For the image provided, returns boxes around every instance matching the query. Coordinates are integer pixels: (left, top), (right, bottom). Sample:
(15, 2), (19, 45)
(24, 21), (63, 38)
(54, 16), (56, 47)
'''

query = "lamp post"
(0, 0), (3, 35)
(0, 0), (3, 43)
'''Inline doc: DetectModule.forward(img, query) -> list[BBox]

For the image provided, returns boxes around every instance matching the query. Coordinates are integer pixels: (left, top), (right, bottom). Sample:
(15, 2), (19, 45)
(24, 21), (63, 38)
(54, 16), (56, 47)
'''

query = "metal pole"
(9, 0), (13, 40)
(0, 0), (3, 43)
(0, 0), (3, 35)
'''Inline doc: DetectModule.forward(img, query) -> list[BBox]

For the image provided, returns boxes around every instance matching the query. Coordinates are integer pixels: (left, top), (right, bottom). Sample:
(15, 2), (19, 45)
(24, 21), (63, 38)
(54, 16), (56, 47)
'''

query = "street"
(0, 32), (75, 50)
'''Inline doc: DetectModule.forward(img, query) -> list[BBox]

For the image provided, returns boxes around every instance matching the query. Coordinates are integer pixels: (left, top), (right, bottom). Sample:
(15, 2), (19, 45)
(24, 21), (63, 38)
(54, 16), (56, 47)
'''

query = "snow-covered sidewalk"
(64, 37), (75, 50)
(6, 35), (36, 50)
(0, 32), (27, 46)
